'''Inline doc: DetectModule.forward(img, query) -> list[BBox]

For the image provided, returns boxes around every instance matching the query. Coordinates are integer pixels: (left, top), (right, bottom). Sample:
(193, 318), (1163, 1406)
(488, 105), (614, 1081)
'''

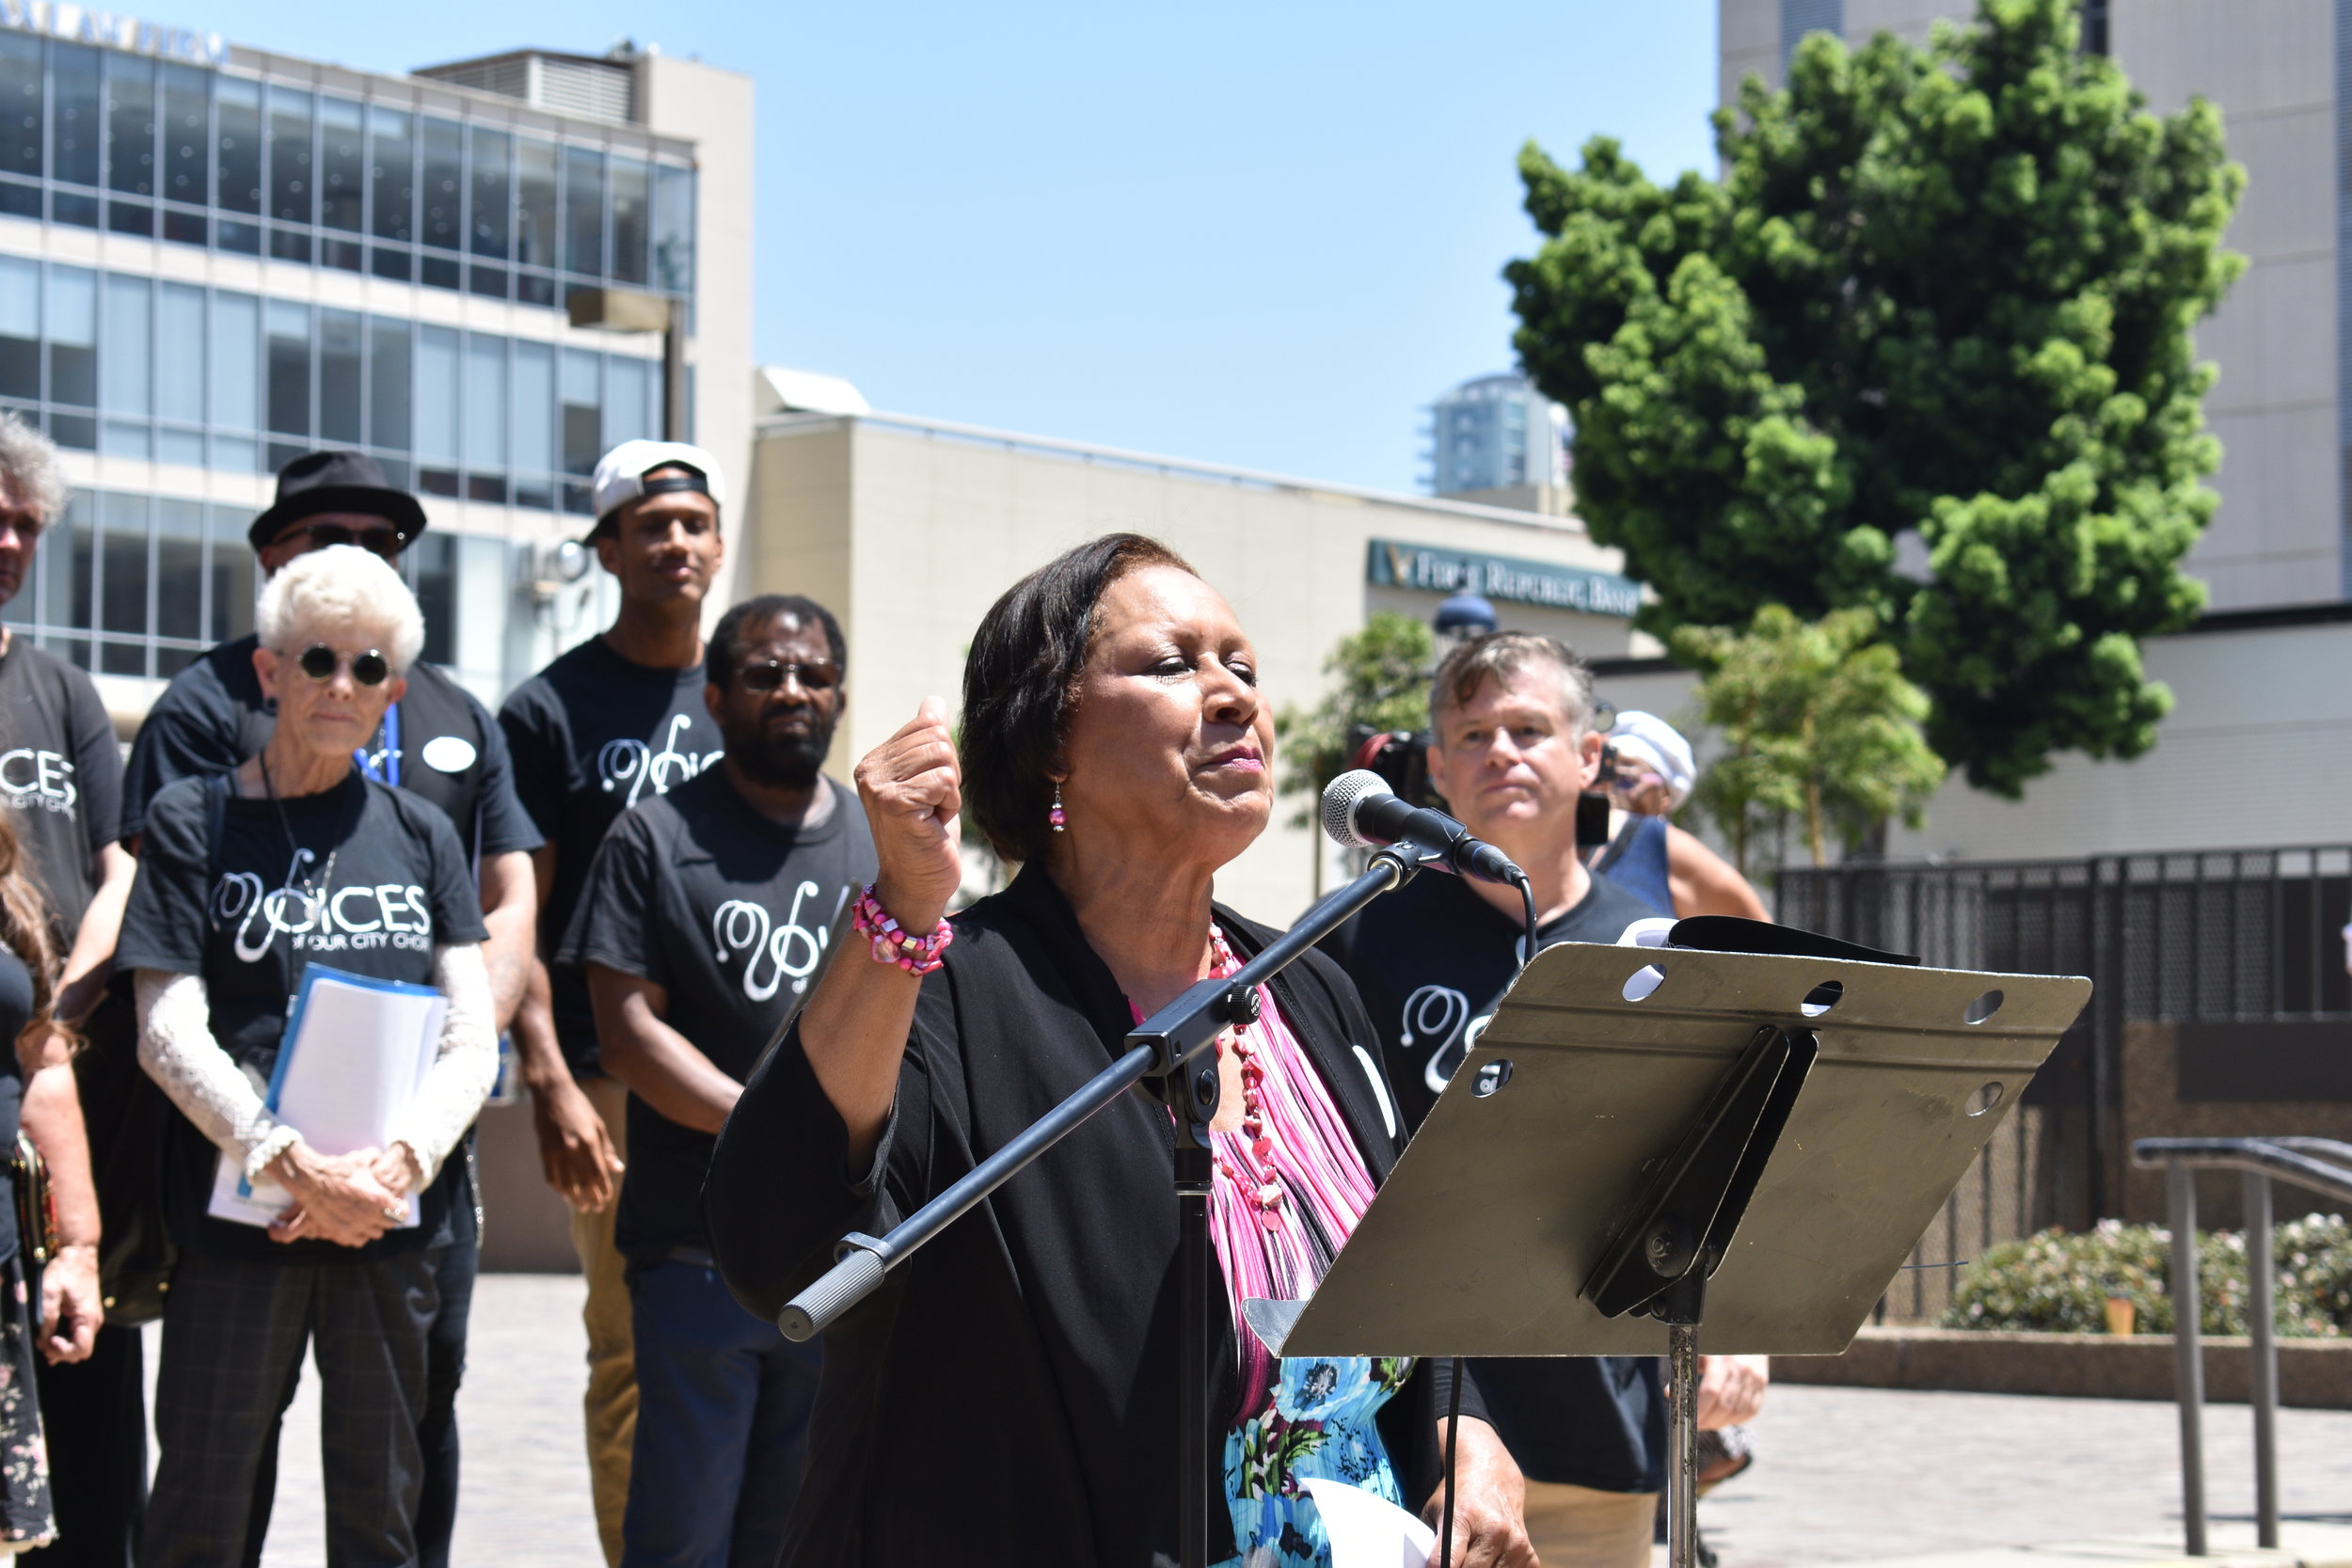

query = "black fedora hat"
(246, 451), (430, 551)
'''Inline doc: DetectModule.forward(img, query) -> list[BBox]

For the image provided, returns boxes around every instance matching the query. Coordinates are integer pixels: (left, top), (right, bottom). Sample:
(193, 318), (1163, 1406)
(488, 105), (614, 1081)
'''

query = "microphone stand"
(776, 845), (1429, 1568)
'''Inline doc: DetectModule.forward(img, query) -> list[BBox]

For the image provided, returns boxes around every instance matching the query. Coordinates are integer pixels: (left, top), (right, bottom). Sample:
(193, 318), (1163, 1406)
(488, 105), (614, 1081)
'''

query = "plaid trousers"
(141, 1245), (442, 1568)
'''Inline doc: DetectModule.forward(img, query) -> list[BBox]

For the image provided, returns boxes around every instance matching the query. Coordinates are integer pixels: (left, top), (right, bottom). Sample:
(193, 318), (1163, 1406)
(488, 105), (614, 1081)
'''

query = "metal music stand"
(1245, 937), (2091, 1568)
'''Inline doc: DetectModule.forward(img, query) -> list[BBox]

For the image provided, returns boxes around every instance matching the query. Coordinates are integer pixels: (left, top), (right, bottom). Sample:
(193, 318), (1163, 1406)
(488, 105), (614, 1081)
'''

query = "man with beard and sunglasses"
(116, 449), (541, 1568)
(560, 594), (872, 1568)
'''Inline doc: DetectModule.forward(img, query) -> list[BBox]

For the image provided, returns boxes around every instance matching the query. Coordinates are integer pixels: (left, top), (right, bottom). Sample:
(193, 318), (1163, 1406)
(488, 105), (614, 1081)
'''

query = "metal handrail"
(2128, 1136), (2352, 1557)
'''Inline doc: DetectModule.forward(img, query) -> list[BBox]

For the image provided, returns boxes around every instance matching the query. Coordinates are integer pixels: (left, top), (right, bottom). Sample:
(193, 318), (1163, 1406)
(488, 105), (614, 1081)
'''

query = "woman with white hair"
(116, 546), (497, 1568)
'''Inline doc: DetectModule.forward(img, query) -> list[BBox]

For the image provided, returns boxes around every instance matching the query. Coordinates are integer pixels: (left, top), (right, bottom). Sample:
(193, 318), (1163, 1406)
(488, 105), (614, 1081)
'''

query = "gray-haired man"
(0, 411), (134, 1566)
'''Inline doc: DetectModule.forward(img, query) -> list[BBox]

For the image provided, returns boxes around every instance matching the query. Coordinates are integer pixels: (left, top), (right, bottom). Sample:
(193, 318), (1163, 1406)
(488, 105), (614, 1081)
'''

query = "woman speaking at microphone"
(707, 533), (1534, 1568)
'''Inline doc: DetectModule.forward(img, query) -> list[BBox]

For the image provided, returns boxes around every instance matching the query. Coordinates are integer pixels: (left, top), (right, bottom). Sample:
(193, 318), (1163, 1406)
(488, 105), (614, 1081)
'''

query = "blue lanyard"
(354, 701), (401, 787)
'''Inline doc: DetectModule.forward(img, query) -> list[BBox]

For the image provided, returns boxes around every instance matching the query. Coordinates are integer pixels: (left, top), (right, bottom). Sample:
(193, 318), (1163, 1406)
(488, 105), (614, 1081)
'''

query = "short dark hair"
(961, 532), (1195, 863)
(707, 594), (846, 689)
(1430, 631), (1597, 734)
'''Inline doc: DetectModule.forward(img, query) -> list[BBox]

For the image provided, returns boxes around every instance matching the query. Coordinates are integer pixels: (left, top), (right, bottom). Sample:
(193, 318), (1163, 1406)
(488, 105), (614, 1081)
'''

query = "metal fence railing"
(1778, 848), (2352, 1307)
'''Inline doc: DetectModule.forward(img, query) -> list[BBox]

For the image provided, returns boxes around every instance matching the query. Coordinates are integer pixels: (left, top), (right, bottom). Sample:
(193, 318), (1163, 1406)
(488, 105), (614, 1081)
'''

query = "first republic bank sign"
(1367, 539), (1643, 619)
(0, 1), (226, 65)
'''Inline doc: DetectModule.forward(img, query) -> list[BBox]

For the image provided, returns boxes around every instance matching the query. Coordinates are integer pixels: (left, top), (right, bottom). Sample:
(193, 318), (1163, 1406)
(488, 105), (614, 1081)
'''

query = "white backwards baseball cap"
(1608, 710), (1697, 810)
(590, 439), (729, 538)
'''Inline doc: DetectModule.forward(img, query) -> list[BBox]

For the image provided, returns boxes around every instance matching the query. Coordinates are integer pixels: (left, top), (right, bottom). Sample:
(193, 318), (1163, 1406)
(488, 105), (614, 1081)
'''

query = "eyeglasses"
(284, 522), (409, 559)
(735, 658), (841, 693)
(295, 644), (392, 687)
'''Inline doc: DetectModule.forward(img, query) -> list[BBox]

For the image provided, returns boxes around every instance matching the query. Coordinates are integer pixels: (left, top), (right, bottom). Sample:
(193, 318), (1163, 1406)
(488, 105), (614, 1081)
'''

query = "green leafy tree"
(1275, 611), (1435, 832)
(1675, 605), (1947, 868)
(1506, 0), (2244, 796)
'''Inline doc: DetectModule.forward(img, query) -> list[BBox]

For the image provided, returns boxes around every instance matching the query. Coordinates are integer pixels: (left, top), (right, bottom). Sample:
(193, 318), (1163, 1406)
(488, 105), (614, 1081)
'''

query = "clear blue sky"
(191, 0), (1720, 493)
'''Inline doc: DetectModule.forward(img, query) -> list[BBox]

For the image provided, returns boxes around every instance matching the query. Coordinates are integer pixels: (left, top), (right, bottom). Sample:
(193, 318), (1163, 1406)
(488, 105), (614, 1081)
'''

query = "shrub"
(1941, 1215), (2352, 1337)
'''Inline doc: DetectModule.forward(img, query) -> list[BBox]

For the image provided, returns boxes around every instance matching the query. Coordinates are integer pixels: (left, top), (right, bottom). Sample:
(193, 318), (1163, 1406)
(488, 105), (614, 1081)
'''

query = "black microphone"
(1320, 769), (1526, 886)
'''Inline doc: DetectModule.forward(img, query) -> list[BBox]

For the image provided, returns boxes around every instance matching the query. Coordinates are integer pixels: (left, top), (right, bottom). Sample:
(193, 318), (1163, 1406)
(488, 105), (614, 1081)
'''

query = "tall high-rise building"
(0, 14), (753, 716)
(1423, 372), (1569, 500)
(1720, 0), (2331, 610)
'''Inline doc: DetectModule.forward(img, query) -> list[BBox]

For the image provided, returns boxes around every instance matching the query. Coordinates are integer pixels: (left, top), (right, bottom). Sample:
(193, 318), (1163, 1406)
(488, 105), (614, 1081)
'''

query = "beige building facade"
(746, 402), (1648, 927)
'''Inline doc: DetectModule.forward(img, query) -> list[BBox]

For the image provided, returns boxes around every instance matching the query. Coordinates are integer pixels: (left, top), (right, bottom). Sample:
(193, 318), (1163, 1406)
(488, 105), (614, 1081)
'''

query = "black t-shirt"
(1323, 866), (1670, 1493)
(561, 769), (875, 1264)
(116, 770), (488, 1263)
(500, 636), (725, 1076)
(0, 638), (123, 942)
(119, 633), (543, 863)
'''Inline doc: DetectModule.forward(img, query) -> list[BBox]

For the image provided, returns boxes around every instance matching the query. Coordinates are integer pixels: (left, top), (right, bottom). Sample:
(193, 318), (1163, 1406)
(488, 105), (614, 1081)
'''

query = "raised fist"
(852, 696), (964, 934)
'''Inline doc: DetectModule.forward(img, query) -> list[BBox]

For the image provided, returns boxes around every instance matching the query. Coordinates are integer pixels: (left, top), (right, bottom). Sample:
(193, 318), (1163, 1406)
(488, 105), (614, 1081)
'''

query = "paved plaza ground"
(135, 1273), (2351, 1567)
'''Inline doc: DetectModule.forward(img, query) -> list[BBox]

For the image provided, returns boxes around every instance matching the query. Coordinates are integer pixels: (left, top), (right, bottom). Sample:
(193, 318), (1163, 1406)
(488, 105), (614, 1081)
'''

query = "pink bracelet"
(850, 884), (955, 975)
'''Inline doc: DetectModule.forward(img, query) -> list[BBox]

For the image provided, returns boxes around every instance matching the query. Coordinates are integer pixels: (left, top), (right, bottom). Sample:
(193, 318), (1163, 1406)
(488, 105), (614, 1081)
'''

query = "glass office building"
(1424, 372), (1569, 499)
(0, 22), (750, 705)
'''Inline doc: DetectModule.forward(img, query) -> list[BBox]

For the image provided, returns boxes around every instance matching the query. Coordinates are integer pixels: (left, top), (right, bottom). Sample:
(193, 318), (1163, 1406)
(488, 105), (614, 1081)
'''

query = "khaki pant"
(571, 1076), (636, 1568)
(1519, 1481), (1658, 1568)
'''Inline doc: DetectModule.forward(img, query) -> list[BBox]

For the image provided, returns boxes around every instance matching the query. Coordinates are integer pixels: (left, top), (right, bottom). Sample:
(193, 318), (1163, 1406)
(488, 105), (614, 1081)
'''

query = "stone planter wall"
(1772, 1325), (2352, 1408)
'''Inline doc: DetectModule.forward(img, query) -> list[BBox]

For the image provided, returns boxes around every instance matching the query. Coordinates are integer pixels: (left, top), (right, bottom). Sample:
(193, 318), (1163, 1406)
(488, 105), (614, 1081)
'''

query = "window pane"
(0, 256), (34, 401)
(160, 64), (205, 205)
(215, 76), (259, 214)
(609, 157), (648, 285)
(155, 281), (203, 426)
(52, 44), (100, 188)
(408, 532), (453, 665)
(369, 317), (410, 451)
(267, 87), (311, 226)
(515, 137), (556, 271)
(653, 165), (694, 297)
(464, 336), (505, 473)
(64, 490), (92, 630)
(104, 55), (153, 196)
(319, 97), (362, 232)
(415, 325), (457, 467)
(468, 126), (509, 260)
(207, 504), (250, 640)
(265, 299), (308, 438)
(101, 275), (149, 416)
(33, 490), (81, 630)
(513, 339), (553, 477)
(320, 309), (360, 444)
(45, 266), (95, 408)
(605, 354), (649, 446)
(369, 106), (412, 242)
(560, 348), (599, 474)
(420, 119), (461, 253)
(562, 146), (603, 277)
(100, 491), (146, 638)
(0, 34), (40, 180)
(156, 499), (202, 641)
(210, 292), (257, 432)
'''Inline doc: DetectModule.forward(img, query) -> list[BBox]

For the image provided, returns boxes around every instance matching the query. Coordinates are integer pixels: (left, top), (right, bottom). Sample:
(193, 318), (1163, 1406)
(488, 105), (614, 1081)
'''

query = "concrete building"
(1719, 0), (2336, 610)
(0, 14), (755, 720)
(748, 391), (1647, 925)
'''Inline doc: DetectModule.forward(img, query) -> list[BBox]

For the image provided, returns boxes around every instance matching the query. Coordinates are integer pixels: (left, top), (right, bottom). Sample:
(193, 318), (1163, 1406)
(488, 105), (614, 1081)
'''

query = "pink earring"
(1049, 781), (1067, 832)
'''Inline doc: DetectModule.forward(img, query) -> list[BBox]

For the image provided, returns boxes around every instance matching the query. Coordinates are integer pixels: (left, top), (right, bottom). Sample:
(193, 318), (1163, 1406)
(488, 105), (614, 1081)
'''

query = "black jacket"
(707, 863), (1481, 1567)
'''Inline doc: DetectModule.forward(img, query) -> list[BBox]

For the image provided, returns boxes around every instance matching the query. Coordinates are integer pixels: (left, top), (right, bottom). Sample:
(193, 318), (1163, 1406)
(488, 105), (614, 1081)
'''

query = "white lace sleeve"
(135, 968), (300, 1181)
(383, 943), (499, 1187)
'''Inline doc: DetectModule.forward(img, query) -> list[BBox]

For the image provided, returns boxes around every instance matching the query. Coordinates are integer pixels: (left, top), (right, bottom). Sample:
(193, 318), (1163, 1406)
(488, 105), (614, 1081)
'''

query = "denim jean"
(621, 1258), (822, 1568)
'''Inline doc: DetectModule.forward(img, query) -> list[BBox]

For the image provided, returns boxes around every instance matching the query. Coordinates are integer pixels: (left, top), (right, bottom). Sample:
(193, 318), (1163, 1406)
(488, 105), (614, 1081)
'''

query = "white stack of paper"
(1302, 1479), (1438, 1568)
(210, 967), (447, 1229)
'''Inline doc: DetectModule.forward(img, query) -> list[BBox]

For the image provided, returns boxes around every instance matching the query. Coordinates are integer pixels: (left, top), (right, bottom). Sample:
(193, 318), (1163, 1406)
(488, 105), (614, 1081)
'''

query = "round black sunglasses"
(296, 644), (392, 687)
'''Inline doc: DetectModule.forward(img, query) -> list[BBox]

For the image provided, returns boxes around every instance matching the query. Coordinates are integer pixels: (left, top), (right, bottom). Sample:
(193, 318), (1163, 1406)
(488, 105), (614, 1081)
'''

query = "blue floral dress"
(1218, 1353), (1415, 1567)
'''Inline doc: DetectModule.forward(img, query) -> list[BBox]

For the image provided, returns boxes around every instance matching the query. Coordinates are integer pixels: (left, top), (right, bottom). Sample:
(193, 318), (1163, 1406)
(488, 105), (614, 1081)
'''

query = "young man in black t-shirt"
(562, 594), (872, 1566)
(115, 450), (542, 1568)
(499, 438), (733, 1565)
(1325, 631), (1767, 1568)
(0, 413), (122, 1567)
